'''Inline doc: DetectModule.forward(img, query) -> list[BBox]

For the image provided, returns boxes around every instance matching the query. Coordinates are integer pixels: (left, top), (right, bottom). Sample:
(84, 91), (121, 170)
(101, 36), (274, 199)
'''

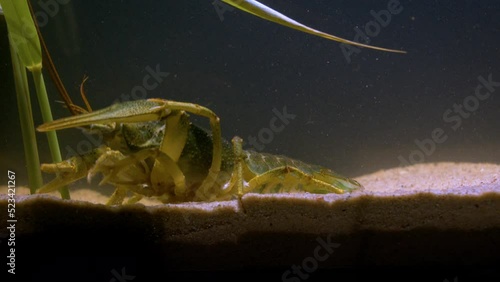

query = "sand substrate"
(1, 162), (499, 279)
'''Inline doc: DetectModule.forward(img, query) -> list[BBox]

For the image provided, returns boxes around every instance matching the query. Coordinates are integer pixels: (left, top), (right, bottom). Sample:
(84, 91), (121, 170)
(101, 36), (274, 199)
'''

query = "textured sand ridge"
(0, 162), (499, 271)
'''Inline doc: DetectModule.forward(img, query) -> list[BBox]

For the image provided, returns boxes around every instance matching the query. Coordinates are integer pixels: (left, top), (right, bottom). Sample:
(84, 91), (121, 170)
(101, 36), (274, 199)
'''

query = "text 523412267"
(7, 170), (16, 275)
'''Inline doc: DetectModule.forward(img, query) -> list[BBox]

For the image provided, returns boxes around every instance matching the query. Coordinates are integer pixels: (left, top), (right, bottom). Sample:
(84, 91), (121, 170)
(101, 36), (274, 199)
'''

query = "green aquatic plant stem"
(9, 43), (43, 193)
(31, 67), (70, 199)
(1, 0), (69, 199)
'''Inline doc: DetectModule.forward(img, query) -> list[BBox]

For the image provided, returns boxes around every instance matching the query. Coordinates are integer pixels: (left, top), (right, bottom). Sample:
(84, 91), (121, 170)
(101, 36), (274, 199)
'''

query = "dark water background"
(1, 0), (499, 187)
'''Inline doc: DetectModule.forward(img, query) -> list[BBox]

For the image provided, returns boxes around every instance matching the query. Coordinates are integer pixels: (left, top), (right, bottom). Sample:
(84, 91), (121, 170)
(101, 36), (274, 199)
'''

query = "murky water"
(1, 0), (499, 187)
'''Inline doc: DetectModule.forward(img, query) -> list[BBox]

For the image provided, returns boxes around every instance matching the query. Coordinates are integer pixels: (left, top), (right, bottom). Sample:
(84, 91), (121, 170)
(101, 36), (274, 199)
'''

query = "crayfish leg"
(126, 194), (143, 204)
(311, 169), (363, 193)
(148, 99), (223, 198)
(106, 187), (144, 205)
(151, 151), (186, 196)
(107, 186), (128, 205)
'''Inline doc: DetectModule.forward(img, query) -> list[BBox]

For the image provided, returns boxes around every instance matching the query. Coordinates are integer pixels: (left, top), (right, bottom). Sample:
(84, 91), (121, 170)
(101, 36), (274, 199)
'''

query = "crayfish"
(37, 99), (363, 205)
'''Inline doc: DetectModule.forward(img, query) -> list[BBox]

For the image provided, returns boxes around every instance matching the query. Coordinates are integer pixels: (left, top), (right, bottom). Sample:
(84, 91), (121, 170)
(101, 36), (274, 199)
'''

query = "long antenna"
(27, 0), (77, 115)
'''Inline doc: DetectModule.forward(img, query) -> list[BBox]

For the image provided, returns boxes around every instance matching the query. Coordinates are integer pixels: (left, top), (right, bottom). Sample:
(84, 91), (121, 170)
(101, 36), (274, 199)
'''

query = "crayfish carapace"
(37, 98), (363, 205)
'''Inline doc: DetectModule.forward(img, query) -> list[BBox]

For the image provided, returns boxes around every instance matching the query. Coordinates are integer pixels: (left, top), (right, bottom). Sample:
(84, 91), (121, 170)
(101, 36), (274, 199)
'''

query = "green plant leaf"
(0, 0), (42, 70)
(223, 0), (405, 53)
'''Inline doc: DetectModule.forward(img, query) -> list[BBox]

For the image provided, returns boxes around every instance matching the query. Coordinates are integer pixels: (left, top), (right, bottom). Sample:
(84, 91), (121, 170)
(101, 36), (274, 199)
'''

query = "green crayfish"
(37, 99), (362, 205)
